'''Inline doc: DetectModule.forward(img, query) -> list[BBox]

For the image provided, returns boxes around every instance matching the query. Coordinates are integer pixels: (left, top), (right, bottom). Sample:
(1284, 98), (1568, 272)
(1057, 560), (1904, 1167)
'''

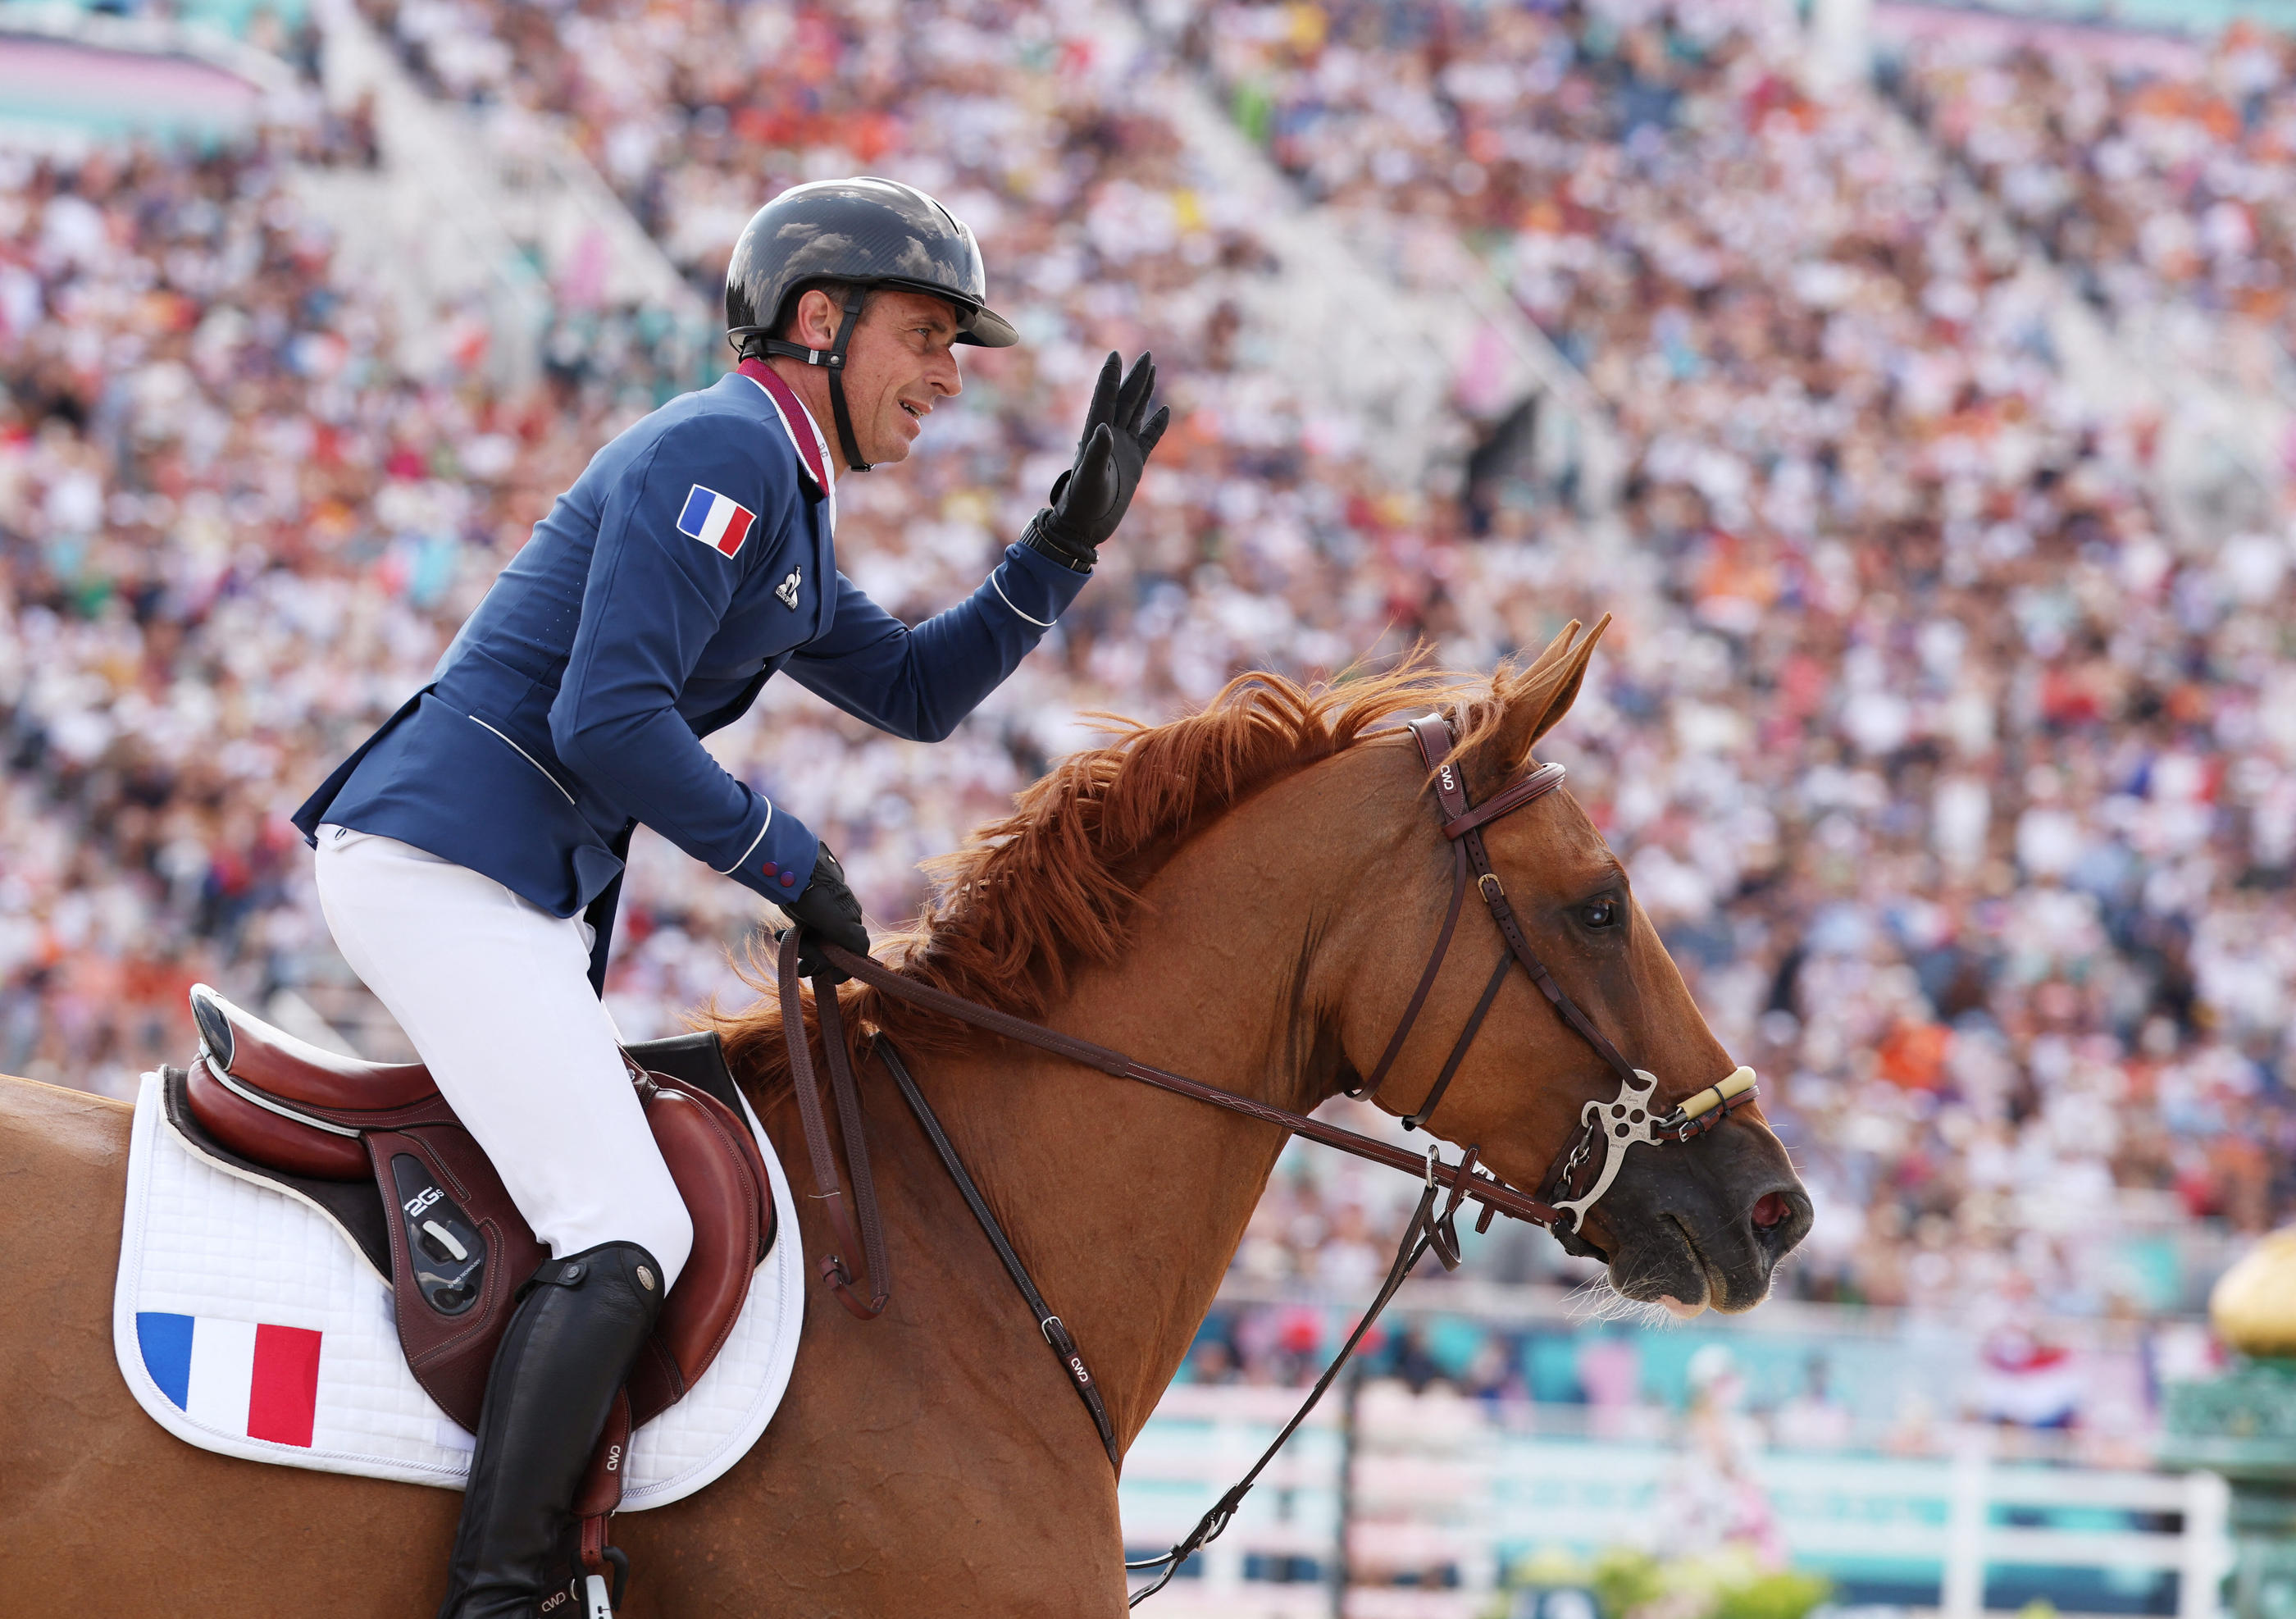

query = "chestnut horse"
(0, 623), (1809, 1616)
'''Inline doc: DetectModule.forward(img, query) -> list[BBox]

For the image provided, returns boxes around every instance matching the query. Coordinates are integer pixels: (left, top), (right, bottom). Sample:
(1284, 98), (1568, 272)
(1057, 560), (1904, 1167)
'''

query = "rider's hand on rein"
(1019, 351), (1168, 573)
(773, 845), (868, 983)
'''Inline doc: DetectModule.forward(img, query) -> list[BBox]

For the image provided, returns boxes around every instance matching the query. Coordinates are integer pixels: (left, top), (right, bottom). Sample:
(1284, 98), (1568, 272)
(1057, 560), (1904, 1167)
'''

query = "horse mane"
(712, 640), (1583, 1094)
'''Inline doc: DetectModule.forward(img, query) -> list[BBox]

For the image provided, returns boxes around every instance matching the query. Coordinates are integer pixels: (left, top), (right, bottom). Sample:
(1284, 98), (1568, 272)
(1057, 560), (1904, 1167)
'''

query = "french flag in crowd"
(676, 484), (756, 559)
(137, 1312), (322, 1448)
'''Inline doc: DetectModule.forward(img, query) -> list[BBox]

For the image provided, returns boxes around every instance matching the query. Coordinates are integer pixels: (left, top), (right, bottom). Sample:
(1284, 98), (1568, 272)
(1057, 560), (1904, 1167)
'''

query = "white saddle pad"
(111, 1069), (803, 1505)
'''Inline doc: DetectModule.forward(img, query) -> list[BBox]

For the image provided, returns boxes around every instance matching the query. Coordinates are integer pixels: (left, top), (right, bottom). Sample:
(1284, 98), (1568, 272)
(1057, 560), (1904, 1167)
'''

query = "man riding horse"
(290, 176), (1167, 1619)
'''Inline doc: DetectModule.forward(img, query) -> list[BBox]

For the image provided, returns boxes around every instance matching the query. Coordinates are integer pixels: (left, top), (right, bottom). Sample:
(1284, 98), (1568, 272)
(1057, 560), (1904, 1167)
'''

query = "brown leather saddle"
(166, 983), (773, 1472)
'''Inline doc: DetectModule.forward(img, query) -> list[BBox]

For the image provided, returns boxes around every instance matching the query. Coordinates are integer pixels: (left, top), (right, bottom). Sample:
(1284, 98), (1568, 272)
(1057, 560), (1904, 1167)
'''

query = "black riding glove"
(1019, 350), (1169, 574)
(774, 844), (868, 983)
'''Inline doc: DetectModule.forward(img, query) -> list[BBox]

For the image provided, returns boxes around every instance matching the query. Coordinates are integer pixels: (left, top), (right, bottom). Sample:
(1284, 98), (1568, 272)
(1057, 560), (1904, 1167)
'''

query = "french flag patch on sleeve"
(676, 484), (757, 559)
(137, 1311), (322, 1448)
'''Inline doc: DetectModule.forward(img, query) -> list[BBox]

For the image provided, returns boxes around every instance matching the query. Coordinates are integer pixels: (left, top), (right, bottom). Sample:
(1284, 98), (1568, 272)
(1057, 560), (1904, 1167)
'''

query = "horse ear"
(1458, 614), (1610, 800)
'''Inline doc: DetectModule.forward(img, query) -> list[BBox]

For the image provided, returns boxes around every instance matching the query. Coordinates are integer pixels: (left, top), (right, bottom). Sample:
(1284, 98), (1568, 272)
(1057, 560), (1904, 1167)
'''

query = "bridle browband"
(772, 710), (1758, 1598)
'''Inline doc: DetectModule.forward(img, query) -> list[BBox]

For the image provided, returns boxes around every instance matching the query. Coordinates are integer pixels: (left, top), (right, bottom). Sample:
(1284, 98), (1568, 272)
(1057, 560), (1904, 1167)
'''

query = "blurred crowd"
(1892, 19), (2296, 390)
(0, 122), (686, 1096)
(6, 0), (2296, 1436)
(1169, 0), (2294, 1385)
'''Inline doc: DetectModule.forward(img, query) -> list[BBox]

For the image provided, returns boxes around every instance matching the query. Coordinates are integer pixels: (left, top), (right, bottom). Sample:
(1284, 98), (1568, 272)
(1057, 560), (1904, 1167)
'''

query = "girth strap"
(877, 1037), (1121, 1471)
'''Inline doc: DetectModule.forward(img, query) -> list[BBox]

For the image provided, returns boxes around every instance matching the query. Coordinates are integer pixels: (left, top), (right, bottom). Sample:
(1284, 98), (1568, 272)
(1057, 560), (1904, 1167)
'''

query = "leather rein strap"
(777, 929), (891, 1319)
(806, 941), (1567, 1229)
(877, 1038), (1122, 1470)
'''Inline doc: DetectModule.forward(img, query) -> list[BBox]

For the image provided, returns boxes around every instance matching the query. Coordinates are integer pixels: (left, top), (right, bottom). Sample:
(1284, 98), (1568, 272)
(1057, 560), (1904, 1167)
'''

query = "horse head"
(1339, 618), (1811, 1316)
(722, 622), (1810, 1336)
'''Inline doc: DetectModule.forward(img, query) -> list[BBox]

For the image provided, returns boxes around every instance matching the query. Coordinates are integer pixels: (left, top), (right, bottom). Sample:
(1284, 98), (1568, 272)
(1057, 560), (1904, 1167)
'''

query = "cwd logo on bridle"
(1438, 764), (1456, 792)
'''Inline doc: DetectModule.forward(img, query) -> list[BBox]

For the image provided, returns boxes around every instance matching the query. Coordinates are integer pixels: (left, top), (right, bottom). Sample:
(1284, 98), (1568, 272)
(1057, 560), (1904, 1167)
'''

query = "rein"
(769, 713), (1760, 1598)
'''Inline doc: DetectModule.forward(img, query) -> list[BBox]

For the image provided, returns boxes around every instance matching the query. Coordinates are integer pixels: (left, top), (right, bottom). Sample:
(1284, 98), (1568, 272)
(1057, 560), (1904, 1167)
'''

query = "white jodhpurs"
(312, 826), (693, 1290)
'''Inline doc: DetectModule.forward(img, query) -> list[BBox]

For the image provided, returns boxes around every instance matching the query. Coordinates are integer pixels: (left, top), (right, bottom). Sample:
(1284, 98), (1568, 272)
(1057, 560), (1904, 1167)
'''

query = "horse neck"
(920, 750), (1392, 1448)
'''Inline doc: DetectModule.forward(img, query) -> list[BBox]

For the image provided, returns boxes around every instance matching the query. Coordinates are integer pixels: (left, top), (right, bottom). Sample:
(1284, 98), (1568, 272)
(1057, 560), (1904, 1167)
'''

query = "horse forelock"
(710, 635), (1606, 1093)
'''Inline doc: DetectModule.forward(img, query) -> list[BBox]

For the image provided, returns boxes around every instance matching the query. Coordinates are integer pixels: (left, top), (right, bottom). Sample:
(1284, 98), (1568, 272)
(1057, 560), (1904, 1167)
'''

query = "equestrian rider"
(291, 176), (1166, 1619)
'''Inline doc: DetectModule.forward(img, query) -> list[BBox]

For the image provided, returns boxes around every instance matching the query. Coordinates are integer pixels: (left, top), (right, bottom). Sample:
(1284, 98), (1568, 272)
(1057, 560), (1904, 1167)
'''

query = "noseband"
(1353, 714), (1758, 1255)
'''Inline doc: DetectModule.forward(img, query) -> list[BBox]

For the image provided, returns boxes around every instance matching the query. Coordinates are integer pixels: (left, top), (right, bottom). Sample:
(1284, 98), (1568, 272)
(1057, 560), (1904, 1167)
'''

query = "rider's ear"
(1457, 614), (1610, 800)
(793, 289), (840, 349)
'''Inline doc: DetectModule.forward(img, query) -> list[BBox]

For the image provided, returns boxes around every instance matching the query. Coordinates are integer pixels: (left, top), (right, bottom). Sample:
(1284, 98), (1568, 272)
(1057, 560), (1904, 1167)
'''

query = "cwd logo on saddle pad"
(136, 1312), (321, 1448)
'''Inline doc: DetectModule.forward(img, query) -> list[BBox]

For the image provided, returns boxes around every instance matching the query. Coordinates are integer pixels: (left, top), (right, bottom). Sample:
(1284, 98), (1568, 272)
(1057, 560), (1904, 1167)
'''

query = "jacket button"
(779, 872), (796, 887)
(760, 862), (777, 877)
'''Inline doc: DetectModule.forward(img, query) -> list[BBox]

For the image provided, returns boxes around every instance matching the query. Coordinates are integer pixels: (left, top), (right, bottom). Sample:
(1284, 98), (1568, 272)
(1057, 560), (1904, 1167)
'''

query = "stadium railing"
(1121, 1383), (2233, 1619)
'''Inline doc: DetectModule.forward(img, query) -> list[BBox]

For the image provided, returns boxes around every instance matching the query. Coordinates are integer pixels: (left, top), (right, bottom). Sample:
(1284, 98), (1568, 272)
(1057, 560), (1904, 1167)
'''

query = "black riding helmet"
(726, 176), (1018, 472)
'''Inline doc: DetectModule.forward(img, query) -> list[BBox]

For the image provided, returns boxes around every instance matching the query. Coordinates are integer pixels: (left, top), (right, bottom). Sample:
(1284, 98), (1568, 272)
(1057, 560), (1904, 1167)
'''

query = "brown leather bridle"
(772, 711), (1759, 1597)
(1351, 713), (1759, 1252)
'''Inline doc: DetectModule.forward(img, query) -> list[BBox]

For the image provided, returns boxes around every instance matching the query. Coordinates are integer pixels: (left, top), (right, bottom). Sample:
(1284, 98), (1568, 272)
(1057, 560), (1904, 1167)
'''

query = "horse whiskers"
(1563, 1274), (1676, 1329)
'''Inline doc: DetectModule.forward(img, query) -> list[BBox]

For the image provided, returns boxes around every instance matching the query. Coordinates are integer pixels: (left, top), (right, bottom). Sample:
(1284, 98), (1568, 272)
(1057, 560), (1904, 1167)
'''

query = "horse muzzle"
(1582, 1115), (1811, 1315)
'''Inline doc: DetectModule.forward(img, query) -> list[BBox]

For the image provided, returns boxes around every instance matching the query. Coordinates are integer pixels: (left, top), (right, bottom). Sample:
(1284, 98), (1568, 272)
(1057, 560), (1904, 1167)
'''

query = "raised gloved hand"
(774, 844), (868, 983)
(1019, 351), (1169, 574)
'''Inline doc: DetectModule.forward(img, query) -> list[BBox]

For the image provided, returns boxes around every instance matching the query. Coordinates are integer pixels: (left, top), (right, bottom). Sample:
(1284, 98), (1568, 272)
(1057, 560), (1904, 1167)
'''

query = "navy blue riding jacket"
(294, 368), (1084, 960)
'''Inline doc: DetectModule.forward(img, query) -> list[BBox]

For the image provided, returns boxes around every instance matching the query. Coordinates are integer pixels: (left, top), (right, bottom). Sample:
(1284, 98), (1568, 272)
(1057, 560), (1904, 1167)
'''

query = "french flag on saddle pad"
(137, 1312), (322, 1448)
(676, 484), (757, 559)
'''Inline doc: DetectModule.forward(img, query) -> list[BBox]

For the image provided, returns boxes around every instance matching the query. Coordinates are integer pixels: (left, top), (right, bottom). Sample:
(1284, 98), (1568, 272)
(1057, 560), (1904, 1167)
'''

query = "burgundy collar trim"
(737, 358), (831, 498)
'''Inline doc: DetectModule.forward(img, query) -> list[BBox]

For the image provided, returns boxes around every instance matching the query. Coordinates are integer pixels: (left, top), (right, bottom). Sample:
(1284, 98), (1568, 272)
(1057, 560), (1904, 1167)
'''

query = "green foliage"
(1714, 1567), (1832, 1619)
(1588, 1547), (1671, 1619)
(1495, 1546), (1833, 1619)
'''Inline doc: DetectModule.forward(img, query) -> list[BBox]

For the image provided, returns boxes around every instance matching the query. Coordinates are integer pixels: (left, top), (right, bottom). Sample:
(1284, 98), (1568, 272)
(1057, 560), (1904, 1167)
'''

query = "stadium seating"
(2, 0), (2289, 1433)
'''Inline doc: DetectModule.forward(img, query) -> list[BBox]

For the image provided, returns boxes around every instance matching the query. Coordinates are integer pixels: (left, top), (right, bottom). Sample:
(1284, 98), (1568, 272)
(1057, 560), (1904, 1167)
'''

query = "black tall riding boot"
(435, 1241), (665, 1619)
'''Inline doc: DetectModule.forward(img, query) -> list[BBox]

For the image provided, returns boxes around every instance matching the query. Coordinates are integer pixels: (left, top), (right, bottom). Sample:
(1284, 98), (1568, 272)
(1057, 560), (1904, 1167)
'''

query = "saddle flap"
(376, 1123), (549, 1432)
(624, 1071), (773, 1425)
(191, 983), (440, 1114)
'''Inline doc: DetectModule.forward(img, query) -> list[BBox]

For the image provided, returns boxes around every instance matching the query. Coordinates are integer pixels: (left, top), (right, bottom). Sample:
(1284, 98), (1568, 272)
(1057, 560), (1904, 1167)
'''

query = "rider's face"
(789, 288), (963, 472)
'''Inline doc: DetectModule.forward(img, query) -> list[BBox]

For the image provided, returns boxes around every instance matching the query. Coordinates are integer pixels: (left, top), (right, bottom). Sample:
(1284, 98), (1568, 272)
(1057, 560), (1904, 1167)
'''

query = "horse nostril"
(1751, 1191), (1791, 1229)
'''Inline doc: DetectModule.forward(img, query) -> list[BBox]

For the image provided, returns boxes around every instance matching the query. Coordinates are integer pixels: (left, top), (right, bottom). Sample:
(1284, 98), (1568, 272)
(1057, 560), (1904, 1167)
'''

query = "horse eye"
(1579, 899), (1620, 929)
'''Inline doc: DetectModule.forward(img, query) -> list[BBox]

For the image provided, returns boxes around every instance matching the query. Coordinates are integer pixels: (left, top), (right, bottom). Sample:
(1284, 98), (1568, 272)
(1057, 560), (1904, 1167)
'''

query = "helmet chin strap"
(759, 285), (872, 472)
